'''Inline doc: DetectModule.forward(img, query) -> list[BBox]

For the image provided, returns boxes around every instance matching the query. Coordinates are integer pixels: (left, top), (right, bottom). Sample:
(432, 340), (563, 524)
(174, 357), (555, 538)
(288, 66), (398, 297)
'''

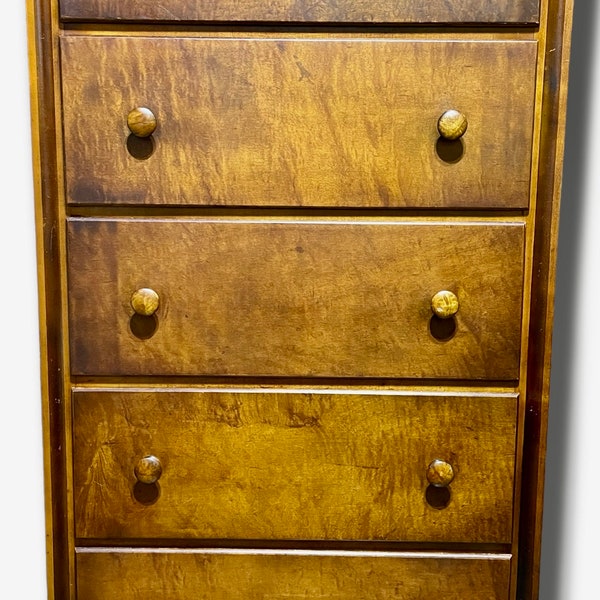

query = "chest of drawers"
(27, 1), (573, 598)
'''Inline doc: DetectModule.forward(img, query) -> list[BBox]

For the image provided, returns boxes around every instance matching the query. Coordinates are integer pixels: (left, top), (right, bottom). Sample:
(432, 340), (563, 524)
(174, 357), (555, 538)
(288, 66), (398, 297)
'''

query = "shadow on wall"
(539, 1), (599, 599)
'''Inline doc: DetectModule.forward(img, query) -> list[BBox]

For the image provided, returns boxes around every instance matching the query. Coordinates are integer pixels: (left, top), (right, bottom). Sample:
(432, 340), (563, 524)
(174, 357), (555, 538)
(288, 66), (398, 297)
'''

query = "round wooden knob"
(131, 288), (160, 316)
(426, 459), (455, 488)
(127, 107), (157, 138)
(437, 109), (468, 140)
(431, 290), (459, 319)
(134, 455), (163, 484)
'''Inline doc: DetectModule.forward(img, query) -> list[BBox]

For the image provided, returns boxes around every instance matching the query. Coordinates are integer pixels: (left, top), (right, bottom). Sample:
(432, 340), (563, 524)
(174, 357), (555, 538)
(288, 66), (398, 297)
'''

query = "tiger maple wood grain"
(60, 0), (539, 24)
(60, 36), (537, 209)
(66, 218), (525, 379)
(76, 549), (512, 599)
(28, 0), (575, 596)
(73, 389), (517, 542)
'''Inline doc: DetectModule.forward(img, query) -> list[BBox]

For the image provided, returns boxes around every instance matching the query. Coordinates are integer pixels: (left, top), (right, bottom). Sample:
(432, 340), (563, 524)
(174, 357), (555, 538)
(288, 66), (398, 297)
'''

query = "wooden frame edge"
(26, 0), (68, 597)
(518, 0), (574, 597)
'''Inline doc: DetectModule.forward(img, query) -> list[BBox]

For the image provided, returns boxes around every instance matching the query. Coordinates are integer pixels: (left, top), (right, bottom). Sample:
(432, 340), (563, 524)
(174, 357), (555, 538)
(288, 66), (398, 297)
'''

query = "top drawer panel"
(59, 0), (540, 25)
(61, 36), (537, 209)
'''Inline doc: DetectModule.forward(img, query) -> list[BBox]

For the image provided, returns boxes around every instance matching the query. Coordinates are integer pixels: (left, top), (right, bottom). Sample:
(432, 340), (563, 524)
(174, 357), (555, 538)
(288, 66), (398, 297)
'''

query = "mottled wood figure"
(26, 0), (574, 597)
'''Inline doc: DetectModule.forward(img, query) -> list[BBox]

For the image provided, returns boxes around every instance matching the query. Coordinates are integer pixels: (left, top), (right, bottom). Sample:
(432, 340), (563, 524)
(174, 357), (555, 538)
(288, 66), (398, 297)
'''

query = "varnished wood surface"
(66, 218), (525, 379)
(25, 0), (575, 596)
(73, 389), (517, 542)
(26, 0), (71, 596)
(60, 36), (537, 209)
(76, 549), (512, 599)
(518, 0), (575, 596)
(59, 0), (539, 25)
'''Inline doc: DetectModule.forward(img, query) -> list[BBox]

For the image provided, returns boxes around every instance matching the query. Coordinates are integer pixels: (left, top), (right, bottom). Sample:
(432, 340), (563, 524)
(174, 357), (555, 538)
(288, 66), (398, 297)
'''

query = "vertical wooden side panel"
(519, 0), (574, 597)
(27, 0), (68, 597)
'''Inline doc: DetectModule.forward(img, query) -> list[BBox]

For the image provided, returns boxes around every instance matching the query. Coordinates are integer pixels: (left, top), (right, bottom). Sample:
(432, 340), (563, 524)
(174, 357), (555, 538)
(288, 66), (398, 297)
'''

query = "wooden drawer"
(60, 0), (539, 25)
(73, 389), (517, 543)
(66, 218), (525, 379)
(61, 36), (537, 209)
(76, 549), (511, 599)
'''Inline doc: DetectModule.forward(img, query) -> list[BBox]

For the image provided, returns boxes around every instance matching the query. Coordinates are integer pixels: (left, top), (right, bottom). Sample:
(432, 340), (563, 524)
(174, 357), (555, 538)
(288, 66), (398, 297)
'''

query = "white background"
(0, 2), (597, 597)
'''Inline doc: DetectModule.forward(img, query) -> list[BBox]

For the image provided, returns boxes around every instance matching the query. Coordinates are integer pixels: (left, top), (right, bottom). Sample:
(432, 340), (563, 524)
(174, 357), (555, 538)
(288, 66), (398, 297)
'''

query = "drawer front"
(60, 0), (539, 25)
(73, 389), (517, 543)
(67, 218), (524, 379)
(61, 36), (537, 209)
(76, 549), (511, 599)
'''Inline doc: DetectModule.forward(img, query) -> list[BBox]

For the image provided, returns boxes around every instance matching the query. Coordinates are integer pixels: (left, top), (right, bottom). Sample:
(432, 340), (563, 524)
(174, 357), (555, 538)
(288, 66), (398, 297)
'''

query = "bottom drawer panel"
(76, 549), (511, 599)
